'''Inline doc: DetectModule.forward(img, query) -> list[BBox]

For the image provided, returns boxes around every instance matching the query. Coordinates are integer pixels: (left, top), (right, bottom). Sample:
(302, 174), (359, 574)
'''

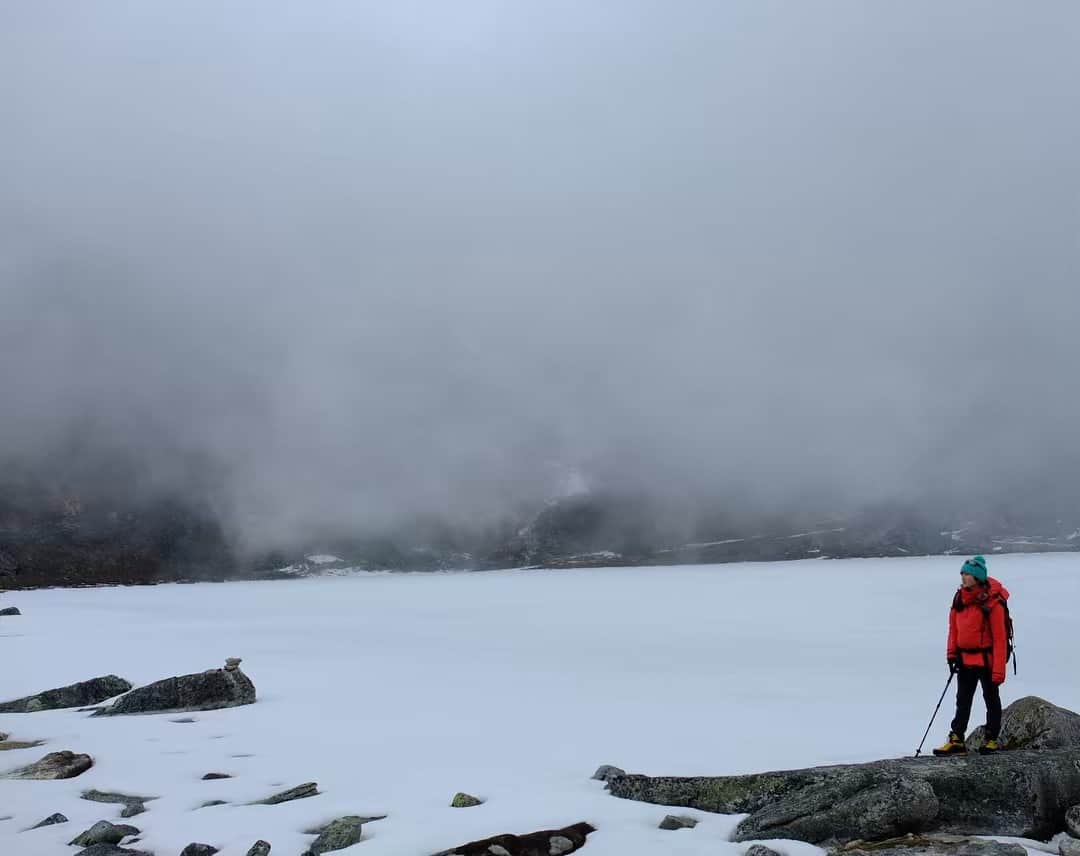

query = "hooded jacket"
(947, 576), (1010, 683)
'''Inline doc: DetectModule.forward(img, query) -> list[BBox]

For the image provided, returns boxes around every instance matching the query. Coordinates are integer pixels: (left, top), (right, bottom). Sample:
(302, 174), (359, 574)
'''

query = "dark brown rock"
(431, 822), (595, 855)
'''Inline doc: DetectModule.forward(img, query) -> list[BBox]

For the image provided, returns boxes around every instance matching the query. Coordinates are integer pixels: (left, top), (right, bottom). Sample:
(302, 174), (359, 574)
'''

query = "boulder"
(253, 782), (319, 805)
(180, 845), (220, 856)
(246, 841), (272, 856)
(591, 764), (626, 783)
(659, 814), (698, 830)
(28, 812), (69, 829)
(0, 675), (132, 713)
(450, 792), (483, 808)
(431, 822), (595, 856)
(1067, 805), (1080, 838)
(92, 660), (255, 716)
(0, 607), (20, 616)
(746, 847), (782, 856)
(69, 820), (140, 846)
(968, 697), (1080, 751)
(4, 750), (93, 779)
(302, 816), (365, 855)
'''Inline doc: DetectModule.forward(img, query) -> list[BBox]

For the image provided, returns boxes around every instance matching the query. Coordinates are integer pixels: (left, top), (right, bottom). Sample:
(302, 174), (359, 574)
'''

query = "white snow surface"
(2, 553), (1078, 856)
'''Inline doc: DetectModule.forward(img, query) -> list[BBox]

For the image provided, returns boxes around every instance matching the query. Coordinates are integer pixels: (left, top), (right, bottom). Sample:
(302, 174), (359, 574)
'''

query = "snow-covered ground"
(2, 553), (1077, 856)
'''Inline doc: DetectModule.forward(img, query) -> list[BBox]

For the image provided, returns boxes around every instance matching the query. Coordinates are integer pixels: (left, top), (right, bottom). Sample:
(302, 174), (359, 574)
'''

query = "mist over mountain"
(3, 2), (1079, 584)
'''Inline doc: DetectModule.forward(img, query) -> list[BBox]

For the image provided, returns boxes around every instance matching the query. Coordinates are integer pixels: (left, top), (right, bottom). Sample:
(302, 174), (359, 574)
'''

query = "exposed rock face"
(252, 782), (319, 805)
(967, 696), (1080, 751)
(1059, 838), (1080, 856)
(745, 847), (782, 856)
(0, 606), (20, 616)
(659, 814), (698, 830)
(92, 662), (255, 716)
(609, 697), (1080, 846)
(69, 820), (140, 846)
(4, 750), (93, 779)
(431, 822), (596, 856)
(450, 792), (483, 807)
(302, 816), (365, 855)
(246, 841), (272, 856)
(0, 675), (132, 713)
(839, 834), (1028, 856)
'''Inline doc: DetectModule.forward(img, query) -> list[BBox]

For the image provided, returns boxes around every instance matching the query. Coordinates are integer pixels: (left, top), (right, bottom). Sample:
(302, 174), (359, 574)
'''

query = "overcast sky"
(2, 2), (1078, 546)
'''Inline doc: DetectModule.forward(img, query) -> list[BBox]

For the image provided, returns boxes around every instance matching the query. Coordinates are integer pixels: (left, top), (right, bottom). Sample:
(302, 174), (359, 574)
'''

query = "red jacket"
(947, 577), (1010, 683)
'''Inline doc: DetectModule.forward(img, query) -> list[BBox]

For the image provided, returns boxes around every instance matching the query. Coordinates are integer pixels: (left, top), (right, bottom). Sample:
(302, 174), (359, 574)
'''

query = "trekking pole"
(914, 670), (955, 757)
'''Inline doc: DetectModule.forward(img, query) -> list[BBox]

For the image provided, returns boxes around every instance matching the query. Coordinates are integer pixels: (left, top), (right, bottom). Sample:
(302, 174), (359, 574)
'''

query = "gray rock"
(1061, 838), (1080, 856)
(1066, 805), (1080, 838)
(246, 841), (272, 856)
(80, 789), (155, 818)
(92, 664), (255, 716)
(180, 844), (220, 856)
(201, 772), (232, 780)
(430, 822), (595, 856)
(252, 781), (318, 805)
(69, 820), (140, 846)
(659, 814), (698, 830)
(746, 847), (781, 856)
(0, 607), (20, 616)
(451, 792), (483, 807)
(303, 816), (365, 854)
(74, 845), (153, 856)
(225, 657), (243, 671)
(968, 696), (1080, 751)
(608, 725), (1080, 843)
(28, 812), (69, 829)
(199, 800), (228, 809)
(0, 737), (44, 751)
(591, 765), (626, 783)
(4, 750), (93, 779)
(0, 676), (132, 713)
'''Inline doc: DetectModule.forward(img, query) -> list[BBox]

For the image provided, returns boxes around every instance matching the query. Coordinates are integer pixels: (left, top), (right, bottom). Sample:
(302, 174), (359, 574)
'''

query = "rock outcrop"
(0, 676), (132, 713)
(658, 814), (698, 830)
(839, 833), (1027, 856)
(28, 812), (69, 829)
(0, 606), (20, 616)
(4, 750), (93, 779)
(180, 844), (220, 856)
(608, 697), (1080, 845)
(92, 660), (255, 716)
(246, 841), (272, 856)
(450, 792), (483, 808)
(432, 822), (595, 856)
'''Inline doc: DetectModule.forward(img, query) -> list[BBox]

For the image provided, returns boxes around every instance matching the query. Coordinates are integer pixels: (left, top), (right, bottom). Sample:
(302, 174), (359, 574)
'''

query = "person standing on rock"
(934, 555), (1009, 755)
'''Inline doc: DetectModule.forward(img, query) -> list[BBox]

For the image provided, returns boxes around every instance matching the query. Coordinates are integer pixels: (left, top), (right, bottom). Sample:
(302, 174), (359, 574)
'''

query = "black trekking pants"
(950, 664), (1001, 739)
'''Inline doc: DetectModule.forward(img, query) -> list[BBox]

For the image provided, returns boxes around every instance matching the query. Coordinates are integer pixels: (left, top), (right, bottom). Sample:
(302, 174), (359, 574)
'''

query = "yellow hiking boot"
(932, 731), (968, 756)
(978, 737), (1000, 755)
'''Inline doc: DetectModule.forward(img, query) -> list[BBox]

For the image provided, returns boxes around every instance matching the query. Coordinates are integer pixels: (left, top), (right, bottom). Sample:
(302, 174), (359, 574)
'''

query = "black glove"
(947, 657), (961, 674)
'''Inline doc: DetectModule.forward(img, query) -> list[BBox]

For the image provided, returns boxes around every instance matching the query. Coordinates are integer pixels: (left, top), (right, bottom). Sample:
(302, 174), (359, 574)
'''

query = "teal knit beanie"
(961, 555), (988, 583)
